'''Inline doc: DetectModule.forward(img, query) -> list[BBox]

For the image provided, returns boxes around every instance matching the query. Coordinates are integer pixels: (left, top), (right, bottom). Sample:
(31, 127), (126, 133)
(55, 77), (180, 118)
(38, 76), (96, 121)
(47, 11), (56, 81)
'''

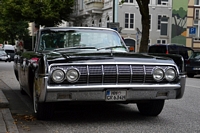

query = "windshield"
(38, 29), (127, 52)
(0, 50), (7, 55)
(191, 51), (200, 59)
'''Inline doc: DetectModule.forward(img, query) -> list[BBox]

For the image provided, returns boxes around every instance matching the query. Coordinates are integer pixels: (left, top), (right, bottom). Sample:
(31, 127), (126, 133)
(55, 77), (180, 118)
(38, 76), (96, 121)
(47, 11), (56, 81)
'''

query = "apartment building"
(187, 0), (200, 50)
(72, 0), (175, 47)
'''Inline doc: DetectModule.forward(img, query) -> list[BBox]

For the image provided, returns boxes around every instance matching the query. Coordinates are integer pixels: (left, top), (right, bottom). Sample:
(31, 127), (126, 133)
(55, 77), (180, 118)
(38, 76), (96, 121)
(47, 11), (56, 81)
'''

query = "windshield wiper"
(97, 45), (124, 51)
(97, 46), (126, 56)
(53, 46), (96, 51)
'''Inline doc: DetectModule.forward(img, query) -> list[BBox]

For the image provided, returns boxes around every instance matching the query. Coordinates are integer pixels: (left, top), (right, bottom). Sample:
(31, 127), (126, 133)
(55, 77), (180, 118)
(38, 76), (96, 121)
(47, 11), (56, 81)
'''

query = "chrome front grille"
(50, 64), (172, 84)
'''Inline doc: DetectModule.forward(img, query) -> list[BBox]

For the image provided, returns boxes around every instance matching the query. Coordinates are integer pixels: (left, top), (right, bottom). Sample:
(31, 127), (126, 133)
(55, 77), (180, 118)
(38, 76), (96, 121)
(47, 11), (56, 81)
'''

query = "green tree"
(0, 8), (29, 45)
(0, 19), (29, 45)
(0, 0), (74, 27)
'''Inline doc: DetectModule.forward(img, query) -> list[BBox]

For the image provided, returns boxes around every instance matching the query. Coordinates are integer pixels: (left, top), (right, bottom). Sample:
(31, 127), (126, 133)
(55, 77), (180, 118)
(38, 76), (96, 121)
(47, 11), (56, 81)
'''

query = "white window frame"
(194, 9), (200, 38)
(157, 14), (168, 30)
(125, 13), (135, 29)
(149, 14), (152, 30)
(157, 39), (167, 44)
(157, 0), (169, 6)
(124, 0), (134, 3)
(195, 9), (200, 19)
(195, 0), (200, 6)
(157, 15), (162, 30)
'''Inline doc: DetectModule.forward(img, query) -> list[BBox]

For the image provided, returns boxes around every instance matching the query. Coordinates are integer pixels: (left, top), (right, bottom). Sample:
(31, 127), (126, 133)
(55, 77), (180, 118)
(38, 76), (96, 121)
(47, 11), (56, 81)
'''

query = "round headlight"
(153, 67), (164, 81)
(52, 69), (65, 83)
(165, 68), (176, 81)
(66, 68), (80, 83)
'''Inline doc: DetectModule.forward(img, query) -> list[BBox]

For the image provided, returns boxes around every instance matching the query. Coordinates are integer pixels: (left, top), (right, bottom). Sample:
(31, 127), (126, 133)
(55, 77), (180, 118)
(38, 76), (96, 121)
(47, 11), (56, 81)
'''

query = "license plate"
(106, 90), (126, 101)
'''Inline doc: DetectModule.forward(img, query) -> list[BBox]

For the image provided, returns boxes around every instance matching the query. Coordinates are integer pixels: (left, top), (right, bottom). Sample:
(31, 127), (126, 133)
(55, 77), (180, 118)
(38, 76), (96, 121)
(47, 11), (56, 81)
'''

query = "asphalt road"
(0, 62), (200, 133)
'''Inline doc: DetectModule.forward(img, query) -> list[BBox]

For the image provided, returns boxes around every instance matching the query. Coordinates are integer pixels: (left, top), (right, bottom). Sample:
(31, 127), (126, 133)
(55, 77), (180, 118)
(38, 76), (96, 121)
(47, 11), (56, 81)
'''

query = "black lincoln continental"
(13, 27), (186, 120)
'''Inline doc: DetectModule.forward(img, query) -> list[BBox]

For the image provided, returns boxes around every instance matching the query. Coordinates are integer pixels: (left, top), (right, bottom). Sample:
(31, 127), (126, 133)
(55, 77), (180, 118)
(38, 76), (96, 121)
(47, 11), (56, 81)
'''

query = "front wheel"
(33, 76), (54, 120)
(137, 100), (165, 116)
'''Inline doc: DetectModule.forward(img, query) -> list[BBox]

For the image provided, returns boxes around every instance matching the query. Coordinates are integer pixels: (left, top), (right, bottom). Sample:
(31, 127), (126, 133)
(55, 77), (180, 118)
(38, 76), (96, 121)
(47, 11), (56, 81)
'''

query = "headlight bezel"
(165, 67), (177, 82)
(66, 67), (80, 83)
(152, 67), (165, 82)
(51, 68), (66, 83)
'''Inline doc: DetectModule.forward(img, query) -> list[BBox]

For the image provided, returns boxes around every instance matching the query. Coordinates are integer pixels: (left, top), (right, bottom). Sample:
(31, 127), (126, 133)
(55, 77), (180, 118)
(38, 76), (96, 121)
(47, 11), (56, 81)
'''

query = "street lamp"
(113, 0), (119, 23)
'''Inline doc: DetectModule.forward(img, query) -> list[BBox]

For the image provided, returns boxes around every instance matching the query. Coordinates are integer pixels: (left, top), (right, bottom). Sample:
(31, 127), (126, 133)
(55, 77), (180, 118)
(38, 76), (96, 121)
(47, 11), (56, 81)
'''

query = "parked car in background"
(0, 49), (10, 62)
(13, 27), (186, 120)
(186, 50), (200, 77)
(148, 43), (194, 60)
(148, 44), (194, 71)
(2, 44), (15, 61)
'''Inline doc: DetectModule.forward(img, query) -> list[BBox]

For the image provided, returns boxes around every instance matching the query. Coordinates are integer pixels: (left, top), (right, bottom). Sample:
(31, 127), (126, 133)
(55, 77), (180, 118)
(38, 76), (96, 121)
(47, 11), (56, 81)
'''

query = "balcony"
(84, 0), (104, 14)
(103, 0), (112, 10)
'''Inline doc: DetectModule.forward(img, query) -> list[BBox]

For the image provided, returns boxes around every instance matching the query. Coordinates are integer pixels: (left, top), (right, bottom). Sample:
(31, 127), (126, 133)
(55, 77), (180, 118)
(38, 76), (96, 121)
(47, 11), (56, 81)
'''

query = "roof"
(40, 27), (117, 32)
(2, 45), (15, 50)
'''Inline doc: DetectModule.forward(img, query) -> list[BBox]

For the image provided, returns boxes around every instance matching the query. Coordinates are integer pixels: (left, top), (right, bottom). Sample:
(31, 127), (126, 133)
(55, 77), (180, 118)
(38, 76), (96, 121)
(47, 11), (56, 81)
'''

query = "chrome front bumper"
(38, 75), (186, 102)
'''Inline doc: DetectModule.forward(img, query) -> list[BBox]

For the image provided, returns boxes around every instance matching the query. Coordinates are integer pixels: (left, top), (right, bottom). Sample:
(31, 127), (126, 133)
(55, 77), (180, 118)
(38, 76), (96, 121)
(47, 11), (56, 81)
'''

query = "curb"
(0, 108), (19, 133)
(0, 89), (9, 108)
(0, 89), (19, 133)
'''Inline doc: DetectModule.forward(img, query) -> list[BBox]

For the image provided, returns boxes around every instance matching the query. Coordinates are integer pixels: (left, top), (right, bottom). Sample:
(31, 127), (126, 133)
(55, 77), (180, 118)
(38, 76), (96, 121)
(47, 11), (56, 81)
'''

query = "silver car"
(0, 49), (10, 62)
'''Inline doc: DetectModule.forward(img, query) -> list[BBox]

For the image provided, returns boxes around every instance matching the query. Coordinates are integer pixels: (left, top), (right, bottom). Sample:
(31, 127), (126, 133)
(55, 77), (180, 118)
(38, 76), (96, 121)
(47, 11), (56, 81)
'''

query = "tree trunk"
(136, 0), (150, 53)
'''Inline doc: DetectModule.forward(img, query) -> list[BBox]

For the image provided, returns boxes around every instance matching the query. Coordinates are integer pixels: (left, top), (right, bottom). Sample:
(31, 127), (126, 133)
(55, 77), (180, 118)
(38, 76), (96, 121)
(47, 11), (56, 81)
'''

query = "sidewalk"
(0, 88), (19, 133)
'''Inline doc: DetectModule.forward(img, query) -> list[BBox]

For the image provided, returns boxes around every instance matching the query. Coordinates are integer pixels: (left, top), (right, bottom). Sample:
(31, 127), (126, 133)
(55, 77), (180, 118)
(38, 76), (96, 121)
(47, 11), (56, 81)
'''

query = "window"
(124, 0), (134, 3)
(149, 15), (152, 30)
(106, 16), (110, 27)
(157, 15), (162, 30)
(99, 19), (102, 27)
(160, 16), (169, 36)
(157, 0), (169, 5)
(125, 13), (134, 29)
(195, 0), (200, 5)
(92, 20), (95, 27)
(157, 15), (168, 31)
(107, 17), (110, 22)
(157, 39), (167, 44)
(194, 9), (200, 37)
(195, 9), (200, 19)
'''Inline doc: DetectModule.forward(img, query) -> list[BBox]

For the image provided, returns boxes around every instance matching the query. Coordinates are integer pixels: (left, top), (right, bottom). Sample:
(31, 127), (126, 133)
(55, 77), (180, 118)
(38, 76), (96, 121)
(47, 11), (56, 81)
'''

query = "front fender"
(33, 56), (48, 102)
(148, 53), (185, 73)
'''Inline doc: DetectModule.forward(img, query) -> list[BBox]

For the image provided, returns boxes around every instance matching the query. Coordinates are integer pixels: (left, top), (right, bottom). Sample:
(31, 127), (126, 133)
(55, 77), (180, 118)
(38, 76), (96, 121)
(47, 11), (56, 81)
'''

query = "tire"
(36, 102), (54, 120)
(137, 100), (165, 116)
(33, 76), (54, 120)
(187, 73), (194, 78)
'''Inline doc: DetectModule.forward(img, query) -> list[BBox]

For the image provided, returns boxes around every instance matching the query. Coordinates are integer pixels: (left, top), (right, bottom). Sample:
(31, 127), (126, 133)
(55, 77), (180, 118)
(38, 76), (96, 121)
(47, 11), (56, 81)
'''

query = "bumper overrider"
(36, 75), (186, 102)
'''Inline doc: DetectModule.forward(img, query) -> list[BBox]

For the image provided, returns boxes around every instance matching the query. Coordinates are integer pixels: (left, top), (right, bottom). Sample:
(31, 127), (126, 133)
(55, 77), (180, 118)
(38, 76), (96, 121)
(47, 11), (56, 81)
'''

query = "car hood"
(45, 51), (175, 65)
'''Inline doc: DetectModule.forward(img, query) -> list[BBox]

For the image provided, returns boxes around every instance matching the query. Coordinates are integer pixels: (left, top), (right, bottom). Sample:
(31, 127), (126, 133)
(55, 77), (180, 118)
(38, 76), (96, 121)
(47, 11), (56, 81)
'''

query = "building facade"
(187, 0), (200, 50)
(71, 0), (174, 49)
